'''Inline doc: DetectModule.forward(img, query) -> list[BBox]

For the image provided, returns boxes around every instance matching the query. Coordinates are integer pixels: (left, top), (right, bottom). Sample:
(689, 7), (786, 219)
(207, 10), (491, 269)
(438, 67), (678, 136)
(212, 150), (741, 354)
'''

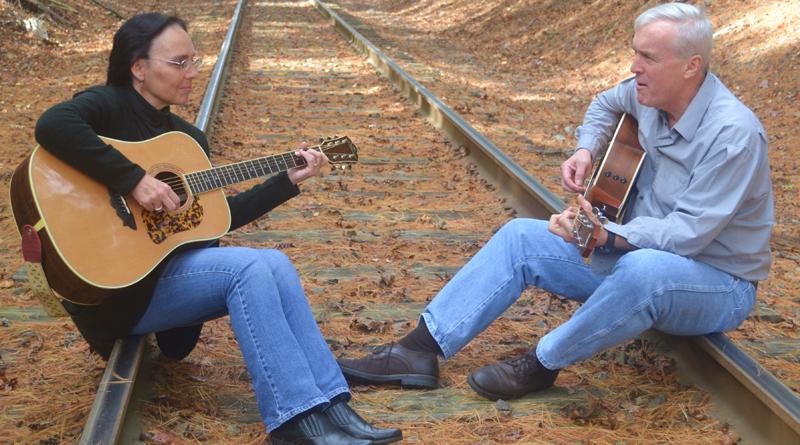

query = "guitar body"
(585, 114), (645, 223)
(573, 114), (646, 257)
(10, 131), (358, 305)
(10, 132), (231, 304)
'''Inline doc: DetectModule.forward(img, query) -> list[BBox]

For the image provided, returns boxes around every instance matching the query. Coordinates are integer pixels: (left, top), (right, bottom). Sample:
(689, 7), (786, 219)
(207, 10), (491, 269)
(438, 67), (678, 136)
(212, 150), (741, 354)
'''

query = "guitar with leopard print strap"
(9, 131), (358, 305)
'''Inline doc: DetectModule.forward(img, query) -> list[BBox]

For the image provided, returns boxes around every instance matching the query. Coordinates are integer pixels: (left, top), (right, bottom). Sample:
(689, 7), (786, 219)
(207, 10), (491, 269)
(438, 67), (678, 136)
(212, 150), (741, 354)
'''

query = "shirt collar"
(671, 73), (717, 141)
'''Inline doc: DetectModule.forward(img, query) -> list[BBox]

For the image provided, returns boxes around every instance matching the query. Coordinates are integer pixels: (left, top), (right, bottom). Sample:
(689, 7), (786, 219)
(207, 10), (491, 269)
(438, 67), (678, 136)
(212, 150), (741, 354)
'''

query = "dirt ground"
(0, 0), (798, 444)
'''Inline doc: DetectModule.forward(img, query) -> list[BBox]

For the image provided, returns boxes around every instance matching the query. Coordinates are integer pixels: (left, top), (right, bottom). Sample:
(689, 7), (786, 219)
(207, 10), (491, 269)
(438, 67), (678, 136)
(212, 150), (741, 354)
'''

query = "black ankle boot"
(325, 401), (403, 444)
(270, 411), (371, 445)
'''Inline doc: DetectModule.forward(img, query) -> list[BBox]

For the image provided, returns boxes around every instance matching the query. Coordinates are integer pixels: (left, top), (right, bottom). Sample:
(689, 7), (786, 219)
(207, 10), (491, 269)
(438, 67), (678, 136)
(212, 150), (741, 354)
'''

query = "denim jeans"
(131, 247), (350, 431)
(422, 218), (756, 370)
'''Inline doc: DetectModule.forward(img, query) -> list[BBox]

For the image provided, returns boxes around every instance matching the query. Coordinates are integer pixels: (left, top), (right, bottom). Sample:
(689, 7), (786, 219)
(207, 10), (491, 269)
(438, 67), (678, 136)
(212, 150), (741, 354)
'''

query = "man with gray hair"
(338, 2), (773, 401)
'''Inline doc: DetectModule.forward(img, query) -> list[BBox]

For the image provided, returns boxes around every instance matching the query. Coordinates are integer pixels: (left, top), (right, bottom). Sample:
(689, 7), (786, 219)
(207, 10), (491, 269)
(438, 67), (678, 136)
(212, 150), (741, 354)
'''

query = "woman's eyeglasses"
(149, 57), (203, 71)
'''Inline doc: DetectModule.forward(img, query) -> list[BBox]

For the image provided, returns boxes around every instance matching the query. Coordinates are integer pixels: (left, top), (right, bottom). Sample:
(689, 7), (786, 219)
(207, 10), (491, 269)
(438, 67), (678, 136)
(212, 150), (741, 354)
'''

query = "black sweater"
(34, 85), (300, 358)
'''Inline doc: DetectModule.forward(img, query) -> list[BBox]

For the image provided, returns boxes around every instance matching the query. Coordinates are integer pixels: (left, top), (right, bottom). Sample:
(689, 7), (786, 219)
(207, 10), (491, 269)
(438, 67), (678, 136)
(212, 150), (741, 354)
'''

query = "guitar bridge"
(109, 191), (136, 230)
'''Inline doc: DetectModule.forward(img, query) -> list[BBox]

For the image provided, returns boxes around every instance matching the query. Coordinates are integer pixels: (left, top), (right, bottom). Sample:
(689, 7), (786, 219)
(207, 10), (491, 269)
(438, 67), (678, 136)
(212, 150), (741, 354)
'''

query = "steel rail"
(195, 0), (247, 141)
(310, 0), (800, 443)
(309, 1), (561, 220)
(77, 2), (248, 443)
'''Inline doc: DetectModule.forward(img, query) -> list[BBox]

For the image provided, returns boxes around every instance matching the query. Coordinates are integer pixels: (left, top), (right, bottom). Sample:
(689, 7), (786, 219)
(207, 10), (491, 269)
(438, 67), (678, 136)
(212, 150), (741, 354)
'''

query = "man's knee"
(613, 249), (677, 282)
(495, 218), (547, 242)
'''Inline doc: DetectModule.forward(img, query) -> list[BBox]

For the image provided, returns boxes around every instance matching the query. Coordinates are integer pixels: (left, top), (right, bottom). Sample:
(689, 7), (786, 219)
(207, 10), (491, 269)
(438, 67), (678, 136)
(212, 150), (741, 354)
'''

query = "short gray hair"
(635, 2), (713, 71)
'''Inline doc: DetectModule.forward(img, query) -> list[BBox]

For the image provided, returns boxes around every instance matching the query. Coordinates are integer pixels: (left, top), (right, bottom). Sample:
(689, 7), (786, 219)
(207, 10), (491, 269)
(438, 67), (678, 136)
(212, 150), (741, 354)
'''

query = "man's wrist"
(601, 230), (616, 253)
(575, 147), (594, 161)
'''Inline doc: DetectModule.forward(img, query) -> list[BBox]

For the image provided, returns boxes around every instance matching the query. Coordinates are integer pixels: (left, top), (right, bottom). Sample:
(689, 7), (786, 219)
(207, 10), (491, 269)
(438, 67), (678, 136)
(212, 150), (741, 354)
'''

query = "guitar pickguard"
(141, 197), (204, 244)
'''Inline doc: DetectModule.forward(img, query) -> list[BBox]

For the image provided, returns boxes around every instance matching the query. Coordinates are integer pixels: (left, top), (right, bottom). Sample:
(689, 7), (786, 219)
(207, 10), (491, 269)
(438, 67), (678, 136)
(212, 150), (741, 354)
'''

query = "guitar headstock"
(317, 136), (359, 166)
(572, 206), (608, 259)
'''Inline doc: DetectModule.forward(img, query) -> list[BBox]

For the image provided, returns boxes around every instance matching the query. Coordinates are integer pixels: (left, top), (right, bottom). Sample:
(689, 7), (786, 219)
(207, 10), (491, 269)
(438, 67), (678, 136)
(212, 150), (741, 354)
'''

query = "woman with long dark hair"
(34, 13), (401, 444)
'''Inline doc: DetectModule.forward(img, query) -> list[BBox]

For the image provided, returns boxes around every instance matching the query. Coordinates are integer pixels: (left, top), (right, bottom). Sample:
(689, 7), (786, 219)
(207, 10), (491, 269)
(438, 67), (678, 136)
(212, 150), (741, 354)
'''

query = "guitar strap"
(21, 222), (68, 317)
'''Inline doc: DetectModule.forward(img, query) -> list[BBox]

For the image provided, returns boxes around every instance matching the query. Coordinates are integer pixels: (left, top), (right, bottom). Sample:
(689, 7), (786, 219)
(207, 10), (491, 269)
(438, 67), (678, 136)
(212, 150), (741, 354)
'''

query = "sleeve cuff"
(275, 171), (301, 195)
(576, 133), (604, 159)
(604, 221), (625, 238)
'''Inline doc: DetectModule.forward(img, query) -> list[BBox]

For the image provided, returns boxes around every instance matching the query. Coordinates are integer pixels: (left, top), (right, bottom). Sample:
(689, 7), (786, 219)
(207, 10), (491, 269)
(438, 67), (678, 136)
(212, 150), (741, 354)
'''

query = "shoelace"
(377, 343), (395, 373)
(505, 352), (538, 380)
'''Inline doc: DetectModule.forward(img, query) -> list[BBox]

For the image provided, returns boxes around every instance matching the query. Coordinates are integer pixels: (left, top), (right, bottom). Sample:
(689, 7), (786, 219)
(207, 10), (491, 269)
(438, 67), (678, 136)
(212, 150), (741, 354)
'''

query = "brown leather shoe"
(467, 350), (559, 400)
(337, 343), (438, 389)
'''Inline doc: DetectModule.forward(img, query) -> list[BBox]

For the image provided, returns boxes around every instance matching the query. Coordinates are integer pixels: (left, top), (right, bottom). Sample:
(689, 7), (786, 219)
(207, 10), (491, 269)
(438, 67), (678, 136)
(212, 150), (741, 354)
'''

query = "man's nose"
(630, 56), (643, 74)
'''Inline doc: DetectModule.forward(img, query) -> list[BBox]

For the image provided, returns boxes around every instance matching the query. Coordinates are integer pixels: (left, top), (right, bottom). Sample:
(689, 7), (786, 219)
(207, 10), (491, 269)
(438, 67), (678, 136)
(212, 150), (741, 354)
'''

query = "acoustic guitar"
(572, 113), (646, 257)
(10, 131), (358, 305)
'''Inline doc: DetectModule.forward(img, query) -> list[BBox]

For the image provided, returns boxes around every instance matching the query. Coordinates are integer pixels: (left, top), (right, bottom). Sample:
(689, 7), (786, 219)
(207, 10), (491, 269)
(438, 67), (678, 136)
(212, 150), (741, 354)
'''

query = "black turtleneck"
(34, 85), (300, 358)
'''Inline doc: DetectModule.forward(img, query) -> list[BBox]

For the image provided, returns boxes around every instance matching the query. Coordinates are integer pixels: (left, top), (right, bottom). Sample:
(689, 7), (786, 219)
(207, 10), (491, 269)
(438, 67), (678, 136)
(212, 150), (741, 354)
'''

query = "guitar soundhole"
(155, 171), (189, 206)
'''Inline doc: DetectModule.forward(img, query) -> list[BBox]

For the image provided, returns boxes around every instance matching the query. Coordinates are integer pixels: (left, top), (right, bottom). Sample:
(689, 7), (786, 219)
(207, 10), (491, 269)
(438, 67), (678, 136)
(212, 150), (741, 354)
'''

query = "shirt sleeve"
(575, 77), (641, 159)
(607, 128), (767, 256)
(34, 88), (146, 194)
(226, 172), (300, 231)
(166, 118), (300, 232)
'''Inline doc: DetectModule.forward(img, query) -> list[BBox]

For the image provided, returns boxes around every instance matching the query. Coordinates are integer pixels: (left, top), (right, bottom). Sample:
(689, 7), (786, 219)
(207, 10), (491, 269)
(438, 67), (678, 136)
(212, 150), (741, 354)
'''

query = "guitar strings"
(151, 146), (340, 192)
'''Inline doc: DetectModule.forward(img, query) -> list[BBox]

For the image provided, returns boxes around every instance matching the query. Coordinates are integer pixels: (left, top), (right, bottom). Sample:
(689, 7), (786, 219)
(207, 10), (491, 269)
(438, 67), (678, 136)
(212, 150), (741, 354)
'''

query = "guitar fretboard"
(185, 151), (309, 194)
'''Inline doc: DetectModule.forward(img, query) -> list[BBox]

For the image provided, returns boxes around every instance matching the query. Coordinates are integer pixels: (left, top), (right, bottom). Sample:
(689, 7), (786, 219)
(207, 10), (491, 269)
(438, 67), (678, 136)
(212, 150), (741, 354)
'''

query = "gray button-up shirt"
(575, 73), (773, 281)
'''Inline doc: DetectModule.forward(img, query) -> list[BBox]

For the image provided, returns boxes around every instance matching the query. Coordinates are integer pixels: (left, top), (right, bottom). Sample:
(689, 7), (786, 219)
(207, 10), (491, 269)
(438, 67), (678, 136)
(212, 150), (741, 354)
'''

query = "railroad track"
(24, 0), (800, 443)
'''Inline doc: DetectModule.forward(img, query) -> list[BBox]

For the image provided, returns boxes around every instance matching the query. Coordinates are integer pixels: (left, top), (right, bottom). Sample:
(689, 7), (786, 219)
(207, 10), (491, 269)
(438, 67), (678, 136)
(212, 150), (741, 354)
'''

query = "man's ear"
(684, 54), (704, 79)
(131, 59), (146, 83)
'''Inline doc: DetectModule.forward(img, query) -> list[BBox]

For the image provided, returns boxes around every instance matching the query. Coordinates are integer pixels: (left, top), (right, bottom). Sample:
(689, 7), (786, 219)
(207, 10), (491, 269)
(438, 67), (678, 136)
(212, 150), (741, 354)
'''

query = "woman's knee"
(257, 248), (291, 263)
(257, 249), (298, 273)
(228, 248), (291, 272)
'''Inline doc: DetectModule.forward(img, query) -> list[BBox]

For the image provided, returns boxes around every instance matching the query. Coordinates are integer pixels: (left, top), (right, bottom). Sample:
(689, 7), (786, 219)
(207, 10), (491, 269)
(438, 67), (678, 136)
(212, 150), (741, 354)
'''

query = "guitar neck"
(185, 149), (312, 194)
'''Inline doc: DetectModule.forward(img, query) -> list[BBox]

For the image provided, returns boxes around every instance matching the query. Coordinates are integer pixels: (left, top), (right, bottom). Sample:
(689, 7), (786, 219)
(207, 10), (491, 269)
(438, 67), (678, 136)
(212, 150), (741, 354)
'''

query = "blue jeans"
(131, 247), (350, 431)
(422, 218), (756, 370)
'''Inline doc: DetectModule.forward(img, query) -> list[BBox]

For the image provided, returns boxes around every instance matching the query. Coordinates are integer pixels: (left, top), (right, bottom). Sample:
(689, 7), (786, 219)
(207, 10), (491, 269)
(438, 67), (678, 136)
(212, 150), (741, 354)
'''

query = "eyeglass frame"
(147, 56), (203, 71)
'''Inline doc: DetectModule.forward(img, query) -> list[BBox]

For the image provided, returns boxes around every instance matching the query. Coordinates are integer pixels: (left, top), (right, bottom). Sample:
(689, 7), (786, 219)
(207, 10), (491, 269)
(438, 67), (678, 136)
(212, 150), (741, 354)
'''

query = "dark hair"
(106, 13), (187, 87)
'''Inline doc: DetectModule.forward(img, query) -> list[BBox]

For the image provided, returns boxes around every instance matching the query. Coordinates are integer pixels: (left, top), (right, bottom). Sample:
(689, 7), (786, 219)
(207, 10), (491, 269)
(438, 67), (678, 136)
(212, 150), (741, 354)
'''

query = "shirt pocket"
(651, 156), (690, 208)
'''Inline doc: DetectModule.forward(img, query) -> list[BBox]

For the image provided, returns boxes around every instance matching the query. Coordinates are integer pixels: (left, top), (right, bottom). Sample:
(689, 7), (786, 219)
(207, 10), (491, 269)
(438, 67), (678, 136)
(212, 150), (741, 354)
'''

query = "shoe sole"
(466, 373), (523, 401)
(371, 433), (404, 444)
(272, 437), (382, 445)
(273, 433), (388, 445)
(340, 366), (438, 389)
